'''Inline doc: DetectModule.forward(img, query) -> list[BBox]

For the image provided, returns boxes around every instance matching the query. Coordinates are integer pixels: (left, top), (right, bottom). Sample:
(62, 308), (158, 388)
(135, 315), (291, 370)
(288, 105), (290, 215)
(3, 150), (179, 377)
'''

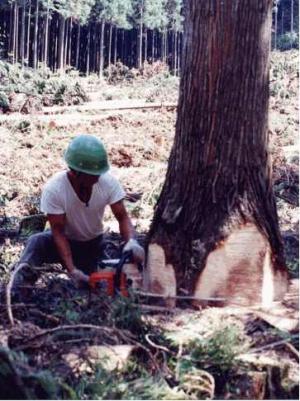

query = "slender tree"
(32, 0), (39, 68)
(146, 0), (288, 307)
(144, 0), (168, 63)
(26, 0), (31, 65)
(166, 0), (183, 73)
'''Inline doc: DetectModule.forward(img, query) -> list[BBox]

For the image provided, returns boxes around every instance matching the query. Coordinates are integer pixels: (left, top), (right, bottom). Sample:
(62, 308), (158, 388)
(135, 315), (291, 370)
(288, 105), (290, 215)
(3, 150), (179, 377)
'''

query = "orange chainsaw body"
(89, 271), (128, 296)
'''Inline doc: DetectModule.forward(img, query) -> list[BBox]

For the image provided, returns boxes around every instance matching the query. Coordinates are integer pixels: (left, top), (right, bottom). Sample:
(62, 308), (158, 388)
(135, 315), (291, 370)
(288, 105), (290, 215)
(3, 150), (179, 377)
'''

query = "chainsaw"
(88, 250), (142, 296)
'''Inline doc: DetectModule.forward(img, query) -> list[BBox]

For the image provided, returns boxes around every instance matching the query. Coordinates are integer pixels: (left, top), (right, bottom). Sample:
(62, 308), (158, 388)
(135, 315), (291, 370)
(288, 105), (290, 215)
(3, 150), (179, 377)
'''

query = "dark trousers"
(19, 230), (103, 275)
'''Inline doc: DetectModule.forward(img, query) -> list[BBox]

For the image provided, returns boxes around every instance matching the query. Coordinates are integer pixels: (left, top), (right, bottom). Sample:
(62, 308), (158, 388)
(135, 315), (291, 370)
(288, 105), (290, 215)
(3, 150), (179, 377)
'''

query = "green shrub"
(277, 32), (299, 51)
(0, 91), (9, 109)
(0, 62), (88, 109)
(182, 326), (248, 376)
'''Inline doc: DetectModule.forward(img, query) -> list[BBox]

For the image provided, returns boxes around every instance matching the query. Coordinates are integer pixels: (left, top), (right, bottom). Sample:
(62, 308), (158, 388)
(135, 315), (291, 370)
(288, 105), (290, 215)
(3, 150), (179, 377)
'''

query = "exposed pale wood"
(123, 263), (142, 289)
(194, 224), (288, 306)
(145, 244), (176, 307)
(254, 305), (299, 332)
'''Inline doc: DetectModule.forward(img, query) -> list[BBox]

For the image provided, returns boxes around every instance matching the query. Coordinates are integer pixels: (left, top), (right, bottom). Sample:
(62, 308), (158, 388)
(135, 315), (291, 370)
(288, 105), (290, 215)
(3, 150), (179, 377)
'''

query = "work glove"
(123, 239), (145, 264)
(68, 268), (89, 287)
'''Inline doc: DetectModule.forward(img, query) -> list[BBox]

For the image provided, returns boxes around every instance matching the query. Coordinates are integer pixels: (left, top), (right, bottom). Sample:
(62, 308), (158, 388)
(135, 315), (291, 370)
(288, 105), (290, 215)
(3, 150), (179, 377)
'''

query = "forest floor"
(0, 51), (298, 399)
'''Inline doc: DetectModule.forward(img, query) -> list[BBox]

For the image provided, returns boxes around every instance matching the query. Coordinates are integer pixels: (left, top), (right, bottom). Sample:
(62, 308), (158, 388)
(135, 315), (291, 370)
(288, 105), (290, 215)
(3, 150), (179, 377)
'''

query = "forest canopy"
(0, 0), (298, 76)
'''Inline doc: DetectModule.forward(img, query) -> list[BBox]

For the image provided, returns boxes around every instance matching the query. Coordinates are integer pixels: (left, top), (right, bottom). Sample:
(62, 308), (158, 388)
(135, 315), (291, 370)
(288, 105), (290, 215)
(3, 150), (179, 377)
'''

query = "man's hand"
(123, 239), (145, 263)
(68, 268), (89, 287)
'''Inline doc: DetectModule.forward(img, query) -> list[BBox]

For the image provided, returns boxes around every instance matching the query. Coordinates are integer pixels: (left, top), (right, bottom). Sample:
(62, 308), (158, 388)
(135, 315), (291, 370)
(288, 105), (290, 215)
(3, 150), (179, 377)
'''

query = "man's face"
(77, 172), (100, 187)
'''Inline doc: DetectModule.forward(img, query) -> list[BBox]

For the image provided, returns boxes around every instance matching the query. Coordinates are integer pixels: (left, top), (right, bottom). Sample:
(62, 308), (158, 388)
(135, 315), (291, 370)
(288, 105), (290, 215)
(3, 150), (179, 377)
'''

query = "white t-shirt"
(40, 171), (125, 241)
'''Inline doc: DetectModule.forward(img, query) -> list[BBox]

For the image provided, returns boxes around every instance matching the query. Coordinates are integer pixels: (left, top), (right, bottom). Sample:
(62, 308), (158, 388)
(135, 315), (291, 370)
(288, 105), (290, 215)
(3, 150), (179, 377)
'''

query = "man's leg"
(16, 231), (61, 284)
(70, 235), (103, 275)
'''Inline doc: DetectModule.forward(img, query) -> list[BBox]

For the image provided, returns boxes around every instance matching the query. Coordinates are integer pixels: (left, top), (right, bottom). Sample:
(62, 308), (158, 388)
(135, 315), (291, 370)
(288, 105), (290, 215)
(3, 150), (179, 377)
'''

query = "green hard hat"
(64, 134), (109, 175)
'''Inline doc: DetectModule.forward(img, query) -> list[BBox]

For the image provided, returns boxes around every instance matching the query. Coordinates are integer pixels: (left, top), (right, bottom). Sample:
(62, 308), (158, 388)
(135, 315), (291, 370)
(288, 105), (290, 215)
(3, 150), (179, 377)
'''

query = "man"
(16, 134), (144, 287)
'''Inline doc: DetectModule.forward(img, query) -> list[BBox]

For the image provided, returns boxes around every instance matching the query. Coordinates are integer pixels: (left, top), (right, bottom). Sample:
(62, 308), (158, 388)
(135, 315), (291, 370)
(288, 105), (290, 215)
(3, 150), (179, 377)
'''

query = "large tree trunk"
(146, 0), (288, 307)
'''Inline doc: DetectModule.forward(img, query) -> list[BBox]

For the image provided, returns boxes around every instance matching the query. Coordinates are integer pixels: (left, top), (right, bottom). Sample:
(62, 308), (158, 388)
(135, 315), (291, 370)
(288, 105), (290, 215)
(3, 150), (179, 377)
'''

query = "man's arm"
(110, 200), (135, 242)
(110, 200), (145, 263)
(47, 214), (75, 273)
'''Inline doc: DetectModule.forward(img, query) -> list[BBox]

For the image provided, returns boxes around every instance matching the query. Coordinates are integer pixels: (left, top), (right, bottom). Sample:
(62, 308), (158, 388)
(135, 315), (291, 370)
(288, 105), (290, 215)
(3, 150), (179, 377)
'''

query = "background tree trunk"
(291, 0), (294, 33)
(108, 23), (113, 72)
(86, 24), (91, 75)
(26, 1), (31, 66)
(33, 0), (39, 69)
(43, 0), (50, 67)
(146, 0), (288, 307)
(20, 4), (25, 68)
(99, 20), (105, 78)
(57, 14), (65, 73)
(274, 4), (278, 49)
(113, 26), (118, 64)
(137, 1), (144, 69)
(75, 24), (80, 70)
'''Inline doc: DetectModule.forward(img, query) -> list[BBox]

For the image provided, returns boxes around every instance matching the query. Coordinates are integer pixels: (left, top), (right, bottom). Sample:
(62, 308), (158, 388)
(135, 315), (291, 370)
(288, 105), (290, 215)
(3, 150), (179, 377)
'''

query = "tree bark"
(146, 0), (288, 307)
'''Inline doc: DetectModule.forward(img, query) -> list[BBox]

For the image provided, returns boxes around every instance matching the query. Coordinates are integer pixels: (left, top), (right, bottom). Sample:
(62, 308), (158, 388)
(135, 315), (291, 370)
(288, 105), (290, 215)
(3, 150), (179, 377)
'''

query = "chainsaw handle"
(114, 250), (132, 293)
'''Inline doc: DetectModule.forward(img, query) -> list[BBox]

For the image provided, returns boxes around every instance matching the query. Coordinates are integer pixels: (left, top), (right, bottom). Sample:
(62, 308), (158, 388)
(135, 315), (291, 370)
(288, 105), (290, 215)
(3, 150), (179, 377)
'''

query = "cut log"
(42, 100), (177, 115)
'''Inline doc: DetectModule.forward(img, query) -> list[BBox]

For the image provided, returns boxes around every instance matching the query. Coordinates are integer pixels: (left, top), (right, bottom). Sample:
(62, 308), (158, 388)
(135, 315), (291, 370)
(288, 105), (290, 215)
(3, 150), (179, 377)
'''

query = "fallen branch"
(241, 335), (299, 355)
(135, 303), (178, 313)
(6, 263), (27, 326)
(15, 323), (135, 351)
(135, 291), (226, 303)
(42, 100), (177, 115)
(28, 309), (61, 324)
(284, 342), (299, 360)
(144, 334), (173, 354)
